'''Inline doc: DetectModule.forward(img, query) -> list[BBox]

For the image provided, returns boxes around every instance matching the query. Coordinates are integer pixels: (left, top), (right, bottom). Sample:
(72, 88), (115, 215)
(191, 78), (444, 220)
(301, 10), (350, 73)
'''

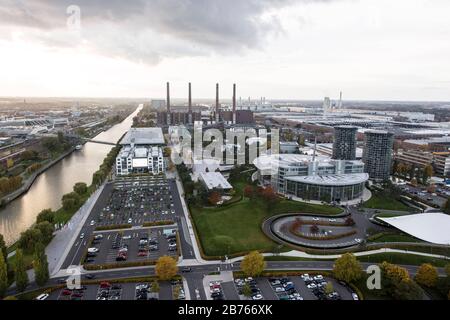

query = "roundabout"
(263, 213), (367, 249)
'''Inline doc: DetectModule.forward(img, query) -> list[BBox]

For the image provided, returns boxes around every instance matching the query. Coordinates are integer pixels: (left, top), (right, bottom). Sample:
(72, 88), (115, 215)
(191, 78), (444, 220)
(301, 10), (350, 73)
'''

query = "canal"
(0, 104), (142, 245)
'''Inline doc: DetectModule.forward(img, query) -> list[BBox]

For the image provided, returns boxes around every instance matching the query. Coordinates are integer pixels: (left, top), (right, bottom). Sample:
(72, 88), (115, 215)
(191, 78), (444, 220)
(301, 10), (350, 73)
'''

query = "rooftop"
(199, 172), (233, 190)
(285, 173), (369, 186)
(120, 127), (165, 145)
(379, 212), (450, 245)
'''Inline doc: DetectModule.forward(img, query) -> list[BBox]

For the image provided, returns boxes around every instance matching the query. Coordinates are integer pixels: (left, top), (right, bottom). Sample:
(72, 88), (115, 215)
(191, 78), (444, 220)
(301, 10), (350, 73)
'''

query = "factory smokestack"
(215, 83), (220, 123)
(232, 83), (236, 124)
(188, 82), (192, 113)
(166, 82), (171, 113)
(188, 82), (193, 124)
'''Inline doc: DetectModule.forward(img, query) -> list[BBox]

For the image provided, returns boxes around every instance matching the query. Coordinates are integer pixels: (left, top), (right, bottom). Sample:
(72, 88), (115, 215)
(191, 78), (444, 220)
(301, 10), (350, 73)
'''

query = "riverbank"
(0, 147), (76, 207)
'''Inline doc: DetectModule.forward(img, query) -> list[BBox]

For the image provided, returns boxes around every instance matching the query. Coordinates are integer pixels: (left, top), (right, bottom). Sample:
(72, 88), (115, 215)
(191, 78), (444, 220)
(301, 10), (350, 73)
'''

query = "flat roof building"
(199, 172), (233, 190)
(119, 127), (165, 146)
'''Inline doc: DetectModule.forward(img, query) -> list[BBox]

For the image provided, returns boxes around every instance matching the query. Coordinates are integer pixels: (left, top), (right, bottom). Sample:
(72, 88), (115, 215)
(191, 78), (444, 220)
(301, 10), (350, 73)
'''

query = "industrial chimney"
(188, 82), (193, 124)
(166, 82), (171, 125)
(232, 83), (236, 124)
(215, 83), (220, 123)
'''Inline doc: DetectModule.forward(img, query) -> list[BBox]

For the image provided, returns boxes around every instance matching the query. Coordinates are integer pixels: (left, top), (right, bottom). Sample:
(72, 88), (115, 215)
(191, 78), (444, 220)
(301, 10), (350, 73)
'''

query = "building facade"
(254, 154), (368, 203)
(363, 130), (394, 181)
(332, 126), (357, 160)
(115, 127), (166, 176)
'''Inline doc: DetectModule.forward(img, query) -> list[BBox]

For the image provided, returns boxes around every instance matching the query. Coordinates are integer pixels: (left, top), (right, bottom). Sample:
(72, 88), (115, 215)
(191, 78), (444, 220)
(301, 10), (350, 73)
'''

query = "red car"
(61, 289), (72, 296)
(100, 282), (111, 288)
(137, 250), (148, 257)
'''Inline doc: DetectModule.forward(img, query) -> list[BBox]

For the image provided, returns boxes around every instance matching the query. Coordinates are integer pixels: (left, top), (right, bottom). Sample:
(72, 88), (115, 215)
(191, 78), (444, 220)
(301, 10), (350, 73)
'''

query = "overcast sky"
(1, 0), (450, 101)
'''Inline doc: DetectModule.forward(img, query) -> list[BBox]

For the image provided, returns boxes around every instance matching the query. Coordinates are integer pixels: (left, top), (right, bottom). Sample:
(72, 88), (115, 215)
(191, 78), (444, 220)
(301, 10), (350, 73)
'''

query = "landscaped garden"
(188, 167), (343, 257)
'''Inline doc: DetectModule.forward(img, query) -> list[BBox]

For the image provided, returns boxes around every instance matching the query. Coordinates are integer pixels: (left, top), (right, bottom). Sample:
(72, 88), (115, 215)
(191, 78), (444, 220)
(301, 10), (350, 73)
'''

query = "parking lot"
(397, 184), (447, 208)
(50, 281), (176, 300)
(94, 176), (176, 228)
(83, 227), (179, 266)
(234, 274), (356, 301)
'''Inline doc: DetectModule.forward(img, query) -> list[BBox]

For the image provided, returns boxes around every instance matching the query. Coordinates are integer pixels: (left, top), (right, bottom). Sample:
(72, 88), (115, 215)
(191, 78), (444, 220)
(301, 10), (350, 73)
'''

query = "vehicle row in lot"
(269, 277), (303, 300)
(235, 277), (263, 300)
(210, 281), (225, 300)
(301, 274), (341, 300)
(97, 282), (122, 300)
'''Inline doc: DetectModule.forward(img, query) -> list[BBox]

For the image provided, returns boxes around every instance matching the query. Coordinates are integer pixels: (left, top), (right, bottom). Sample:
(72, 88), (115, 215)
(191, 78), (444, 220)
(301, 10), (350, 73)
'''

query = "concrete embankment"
(0, 147), (76, 206)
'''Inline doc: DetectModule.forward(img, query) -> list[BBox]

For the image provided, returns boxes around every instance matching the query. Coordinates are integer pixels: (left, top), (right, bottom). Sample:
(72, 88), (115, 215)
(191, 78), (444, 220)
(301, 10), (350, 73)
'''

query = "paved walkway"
(46, 184), (105, 276)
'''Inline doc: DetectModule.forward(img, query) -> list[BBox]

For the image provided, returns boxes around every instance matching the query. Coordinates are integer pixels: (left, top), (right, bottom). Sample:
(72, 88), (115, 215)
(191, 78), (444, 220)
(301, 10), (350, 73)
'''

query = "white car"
(252, 294), (263, 300)
(312, 217), (320, 221)
(79, 233), (85, 239)
(354, 238), (362, 243)
(122, 235), (132, 240)
(301, 273), (310, 280)
(90, 220), (95, 226)
(313, 275), (324, 281)
(275, 287), (285, 293)
(35, 293), (49, 300)
(329, 218), (337, 222)
(352, 293), (359, 300)
(87, 247), (99, 253)
(307, 283), (317, 289)
(128, 218), (133, 223)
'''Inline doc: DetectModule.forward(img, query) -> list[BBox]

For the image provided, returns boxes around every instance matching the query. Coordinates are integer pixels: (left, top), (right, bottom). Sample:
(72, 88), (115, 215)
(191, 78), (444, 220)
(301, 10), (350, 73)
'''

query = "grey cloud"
(0, 0), (337, 64)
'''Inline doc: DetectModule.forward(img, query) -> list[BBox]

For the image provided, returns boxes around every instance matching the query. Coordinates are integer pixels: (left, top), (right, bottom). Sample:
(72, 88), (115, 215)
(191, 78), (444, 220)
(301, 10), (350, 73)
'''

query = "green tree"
(36, 209), (55, 224)
(33, 244), (49, 287)
(18, 228), (43, 254)
(14, 249), (29, 292)
(0, 233), (6, 262)
(34, 221), (54, 244)
(324, 282), (334, 295)
(73, 182), (88, 195)
(242, 282), (252, 298)
(151, 280), (160, 293)
(333, 253), (363, 283)
(0, 253), (8, 298)
(415, 263), (438, 288)
(240, 251), (266, 277)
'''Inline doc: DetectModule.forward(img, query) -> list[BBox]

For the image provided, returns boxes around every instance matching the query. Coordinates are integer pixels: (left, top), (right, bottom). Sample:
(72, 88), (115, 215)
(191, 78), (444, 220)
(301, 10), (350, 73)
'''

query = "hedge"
(94, 224), (132, 231)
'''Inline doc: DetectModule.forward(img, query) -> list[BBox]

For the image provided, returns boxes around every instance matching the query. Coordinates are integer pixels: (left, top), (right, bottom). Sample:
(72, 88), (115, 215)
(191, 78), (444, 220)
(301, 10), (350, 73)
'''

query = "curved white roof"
(285, 173), (369, 186)
(379, 213), (450, 245)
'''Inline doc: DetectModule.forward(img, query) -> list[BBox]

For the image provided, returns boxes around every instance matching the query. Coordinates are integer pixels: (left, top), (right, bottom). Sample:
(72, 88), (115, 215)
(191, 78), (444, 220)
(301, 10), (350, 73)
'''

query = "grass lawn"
(367, 233), (423, 243)
(191, 195), (343, 257)
(191, 199), (277, 256)
(363, 193), (411, 211)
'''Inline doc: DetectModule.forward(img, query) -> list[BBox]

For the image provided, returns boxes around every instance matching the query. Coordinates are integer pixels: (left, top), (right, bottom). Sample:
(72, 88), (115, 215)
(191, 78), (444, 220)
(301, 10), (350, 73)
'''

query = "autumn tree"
(333, 253), (363, 283)
(240, 251), (266, 277)
(155, 256), (178, 280)
(243, 185), (254, 198)
(208, 191), (221, 206)
(380, 262), (423, 300)
(415, 263), (438, 288)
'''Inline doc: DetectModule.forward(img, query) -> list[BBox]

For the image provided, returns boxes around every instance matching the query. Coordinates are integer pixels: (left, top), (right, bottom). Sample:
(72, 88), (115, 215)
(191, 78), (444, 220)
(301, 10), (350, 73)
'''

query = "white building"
(116, 127), (165, 176)
(199, 172), (233, 191)
(254, 154), (368, 203)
